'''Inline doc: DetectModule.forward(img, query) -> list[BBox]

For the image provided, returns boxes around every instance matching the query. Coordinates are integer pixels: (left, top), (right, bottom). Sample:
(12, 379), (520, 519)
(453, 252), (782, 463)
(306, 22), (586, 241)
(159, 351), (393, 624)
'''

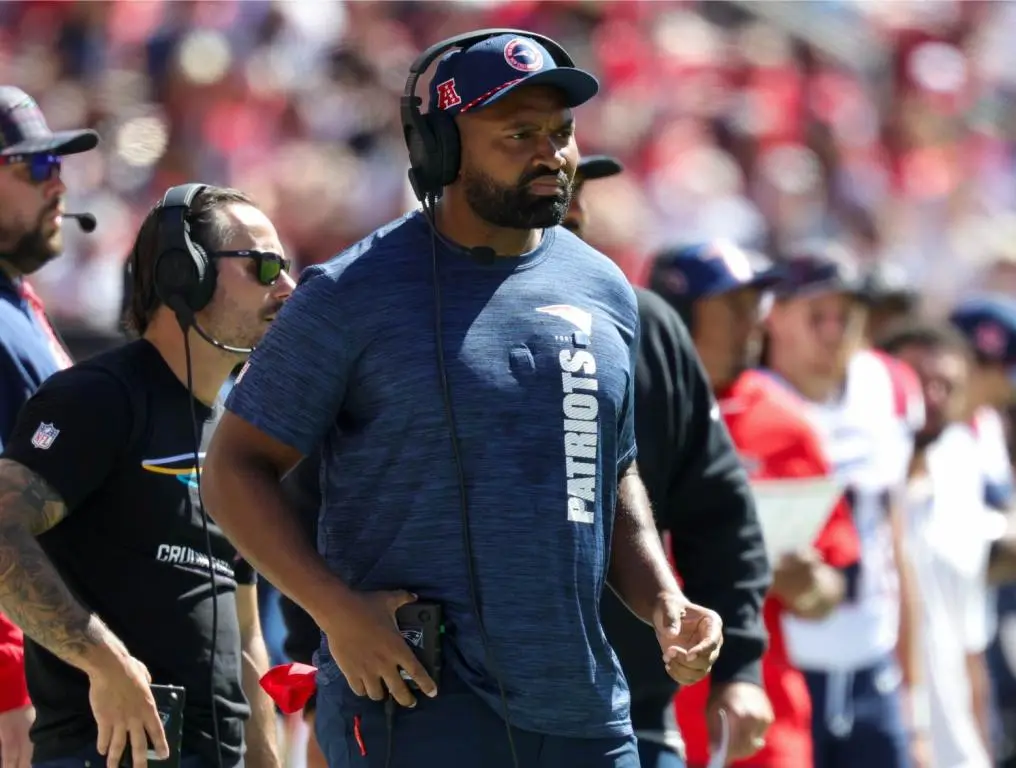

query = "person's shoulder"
(310, 210), (428, 285)
(552, 227), (629, 281)
(853, 348), (924, 427)
(548, 228), (637, 315)
(739, 371), (815, 434)
(735, 371), (829, 469)
(28, 342), (140, 405)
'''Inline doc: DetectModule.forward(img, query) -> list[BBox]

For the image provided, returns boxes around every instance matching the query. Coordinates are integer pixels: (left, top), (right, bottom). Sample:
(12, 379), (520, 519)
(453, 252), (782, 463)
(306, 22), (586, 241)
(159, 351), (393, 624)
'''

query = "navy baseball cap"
(0, 87), (97, 157)
(858, 261), (918, 308)
(950, 295), (1016, 383)
(772, 247), (864, 300)
(649, 241), (783, 301)
(429, 34), (599, 116)
(577, 155), (623, 181)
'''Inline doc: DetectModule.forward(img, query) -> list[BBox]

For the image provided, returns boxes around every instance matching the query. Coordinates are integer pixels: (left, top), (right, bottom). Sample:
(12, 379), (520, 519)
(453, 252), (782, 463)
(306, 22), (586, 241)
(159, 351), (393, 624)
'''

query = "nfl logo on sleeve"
(30, 422), (59, 450)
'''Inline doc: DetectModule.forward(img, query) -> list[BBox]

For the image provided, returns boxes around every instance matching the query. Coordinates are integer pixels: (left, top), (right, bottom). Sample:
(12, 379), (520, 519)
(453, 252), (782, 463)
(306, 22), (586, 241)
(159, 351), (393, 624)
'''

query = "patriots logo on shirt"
(536, 304), (592, 336)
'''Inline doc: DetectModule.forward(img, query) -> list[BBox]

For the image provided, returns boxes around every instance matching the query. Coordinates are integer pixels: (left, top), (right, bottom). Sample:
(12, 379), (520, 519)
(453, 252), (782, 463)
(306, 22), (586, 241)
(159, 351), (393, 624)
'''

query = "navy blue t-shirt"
(0, 272), (68, 447)
(225, 211), (639, 738)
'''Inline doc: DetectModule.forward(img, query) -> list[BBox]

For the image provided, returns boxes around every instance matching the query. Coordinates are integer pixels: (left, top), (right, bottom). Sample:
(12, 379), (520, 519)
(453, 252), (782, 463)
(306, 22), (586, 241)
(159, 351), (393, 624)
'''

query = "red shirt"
(675, 370), (860, 768)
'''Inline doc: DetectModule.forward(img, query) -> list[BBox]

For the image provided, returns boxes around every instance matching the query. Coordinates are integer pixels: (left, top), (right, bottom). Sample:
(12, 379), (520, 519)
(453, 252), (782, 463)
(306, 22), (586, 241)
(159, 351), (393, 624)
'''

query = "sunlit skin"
(894, 344), (968, 444)
(0, 160), (66, 277)
(766, 291), (868, 402)
(435, 84), (579, 256)
(693, 287), (766, 391)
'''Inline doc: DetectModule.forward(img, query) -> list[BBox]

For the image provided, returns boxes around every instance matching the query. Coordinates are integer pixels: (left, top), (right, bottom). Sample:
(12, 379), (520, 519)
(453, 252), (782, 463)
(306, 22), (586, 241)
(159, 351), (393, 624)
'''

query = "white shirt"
(907, 424), (998, 768)
(781, 349), (922, 670)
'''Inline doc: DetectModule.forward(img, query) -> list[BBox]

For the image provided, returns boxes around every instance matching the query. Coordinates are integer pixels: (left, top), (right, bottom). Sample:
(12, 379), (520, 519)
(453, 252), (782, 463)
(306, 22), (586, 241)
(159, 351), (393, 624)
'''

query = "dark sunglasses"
(0, 153), (62, 183)
(212, 250), (291, 286)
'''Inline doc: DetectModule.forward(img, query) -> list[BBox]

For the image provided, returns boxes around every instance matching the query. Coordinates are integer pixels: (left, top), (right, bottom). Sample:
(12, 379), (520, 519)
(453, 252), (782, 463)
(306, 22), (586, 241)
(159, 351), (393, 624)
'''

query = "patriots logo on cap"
(504, 39), (544, 72)
(975, 321), (1007, 358)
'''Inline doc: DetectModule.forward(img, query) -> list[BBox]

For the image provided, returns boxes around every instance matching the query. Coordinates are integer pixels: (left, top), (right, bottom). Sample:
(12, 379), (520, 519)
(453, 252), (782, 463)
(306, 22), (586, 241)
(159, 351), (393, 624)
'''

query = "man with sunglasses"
(0, 86), (98, 768)
(0, 184), (293, 768)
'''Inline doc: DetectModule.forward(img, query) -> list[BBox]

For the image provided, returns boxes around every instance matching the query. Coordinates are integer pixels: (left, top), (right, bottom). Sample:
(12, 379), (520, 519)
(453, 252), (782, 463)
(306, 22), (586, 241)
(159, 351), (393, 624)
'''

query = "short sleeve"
(225, 266), (355, 456)
(616, 305), (639, 471)
(1, 366), (133, 510)
(0, 341), (33, 451)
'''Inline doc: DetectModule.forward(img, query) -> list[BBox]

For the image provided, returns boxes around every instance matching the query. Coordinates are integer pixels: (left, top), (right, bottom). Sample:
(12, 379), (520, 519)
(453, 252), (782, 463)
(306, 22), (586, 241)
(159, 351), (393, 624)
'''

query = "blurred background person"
(573, 161), (774, 768)
(648, 242), (860, 768)
(763, 249), (927, 768)
(950, 297), (1016, 767)
(0, 84), (98, 768)
(879, 321), (999, 768)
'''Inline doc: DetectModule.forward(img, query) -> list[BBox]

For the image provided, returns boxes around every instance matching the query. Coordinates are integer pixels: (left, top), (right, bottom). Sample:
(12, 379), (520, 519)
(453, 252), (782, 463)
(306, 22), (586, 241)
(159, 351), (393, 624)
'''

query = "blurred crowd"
(5, 0), (1016, 335)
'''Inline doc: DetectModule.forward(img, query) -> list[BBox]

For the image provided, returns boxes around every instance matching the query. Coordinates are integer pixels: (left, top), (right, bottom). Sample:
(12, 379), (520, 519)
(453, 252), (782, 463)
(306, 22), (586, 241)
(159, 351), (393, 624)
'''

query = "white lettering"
(155, 543), (236, 578)
(559, 349), (597, 375)
(560, 350), (600, 525)
(563, 393), (598, 420)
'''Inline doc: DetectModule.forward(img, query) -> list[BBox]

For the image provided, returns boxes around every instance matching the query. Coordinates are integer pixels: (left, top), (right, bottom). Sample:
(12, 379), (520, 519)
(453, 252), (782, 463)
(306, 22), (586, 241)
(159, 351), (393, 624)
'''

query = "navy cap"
(950, 295), (1016, 383)
(649, 241), (783, 301)
(429, 34), (599, 116)
(858, 261), (918, 307)
(773, 246), (864, 300)
(577, 155), (623, 181)
(0, 87), (97, 157)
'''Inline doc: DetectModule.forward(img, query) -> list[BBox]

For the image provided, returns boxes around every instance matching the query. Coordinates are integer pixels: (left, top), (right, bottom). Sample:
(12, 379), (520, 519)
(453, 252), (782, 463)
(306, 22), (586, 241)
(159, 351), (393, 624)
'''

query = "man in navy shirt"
(0, 85), (98, 768)
(204, 30), (723, 768)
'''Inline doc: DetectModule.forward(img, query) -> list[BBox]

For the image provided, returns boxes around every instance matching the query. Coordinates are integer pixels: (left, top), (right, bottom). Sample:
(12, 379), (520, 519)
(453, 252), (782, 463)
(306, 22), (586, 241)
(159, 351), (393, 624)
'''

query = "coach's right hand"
(322, 590), (438, 708)
(87, 653), (169, 768)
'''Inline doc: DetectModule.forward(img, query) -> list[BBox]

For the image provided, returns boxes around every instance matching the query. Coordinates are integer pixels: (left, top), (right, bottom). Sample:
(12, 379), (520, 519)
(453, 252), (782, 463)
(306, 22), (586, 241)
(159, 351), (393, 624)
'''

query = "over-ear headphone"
(152, 183), (216, 322)
(399, 28), (575, 203)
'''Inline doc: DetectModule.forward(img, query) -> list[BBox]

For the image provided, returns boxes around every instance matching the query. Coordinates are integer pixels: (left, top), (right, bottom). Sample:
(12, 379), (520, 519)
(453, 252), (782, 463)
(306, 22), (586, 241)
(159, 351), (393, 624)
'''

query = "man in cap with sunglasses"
(0, 86), (99, 768)
(762, 247), (928, 768)
(204, 29), (721, 768)
(0, 184), (292, 768)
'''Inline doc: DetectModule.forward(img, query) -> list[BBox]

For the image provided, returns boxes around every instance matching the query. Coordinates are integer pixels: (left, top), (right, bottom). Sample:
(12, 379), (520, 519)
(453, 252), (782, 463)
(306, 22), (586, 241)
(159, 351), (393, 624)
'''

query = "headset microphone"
(65, 212), (96, 233)
(190, 321), (254, 355)
(168, 299), (254, 356)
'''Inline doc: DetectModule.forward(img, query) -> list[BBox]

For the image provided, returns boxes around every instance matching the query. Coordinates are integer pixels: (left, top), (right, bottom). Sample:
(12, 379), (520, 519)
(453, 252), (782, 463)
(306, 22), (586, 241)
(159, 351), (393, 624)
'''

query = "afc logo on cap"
(434, 78), (461, 111)
(504, 38), (544, 72)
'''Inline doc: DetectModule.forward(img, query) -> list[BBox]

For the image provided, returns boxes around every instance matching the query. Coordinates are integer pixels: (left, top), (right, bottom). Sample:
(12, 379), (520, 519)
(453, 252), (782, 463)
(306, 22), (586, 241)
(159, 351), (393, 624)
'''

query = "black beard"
(0, 211), (59, 276)
(462, 167), (573, 230)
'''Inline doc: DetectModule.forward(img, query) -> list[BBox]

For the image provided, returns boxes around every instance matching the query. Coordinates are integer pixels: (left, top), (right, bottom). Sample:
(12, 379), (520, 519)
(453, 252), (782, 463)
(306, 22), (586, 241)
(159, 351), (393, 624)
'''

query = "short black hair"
(876, 318), (971, 359)
(122, 186), (256, 336)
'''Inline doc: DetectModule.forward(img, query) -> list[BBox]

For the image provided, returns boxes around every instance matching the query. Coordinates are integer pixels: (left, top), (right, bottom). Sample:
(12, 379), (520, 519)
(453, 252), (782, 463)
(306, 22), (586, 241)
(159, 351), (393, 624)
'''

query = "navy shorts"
(315, 664), (640, 768)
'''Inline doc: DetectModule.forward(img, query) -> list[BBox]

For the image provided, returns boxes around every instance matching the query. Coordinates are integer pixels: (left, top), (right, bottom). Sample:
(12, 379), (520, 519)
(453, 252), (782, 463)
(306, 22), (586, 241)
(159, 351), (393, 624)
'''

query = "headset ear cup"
(410, 115), (443, 197)
(429, 109), (461, 188)
(154, 249), (197, 307)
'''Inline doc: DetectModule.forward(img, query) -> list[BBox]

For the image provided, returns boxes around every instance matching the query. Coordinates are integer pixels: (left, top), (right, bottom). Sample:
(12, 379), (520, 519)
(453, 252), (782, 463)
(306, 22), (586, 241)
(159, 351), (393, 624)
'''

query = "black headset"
(152, 183), (216, 322)
(399, 28), (575, 203)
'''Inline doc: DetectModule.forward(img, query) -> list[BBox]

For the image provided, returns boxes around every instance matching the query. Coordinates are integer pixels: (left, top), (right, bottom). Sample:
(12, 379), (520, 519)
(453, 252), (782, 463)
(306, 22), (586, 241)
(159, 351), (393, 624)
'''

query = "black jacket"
(601, 287), (770, 729)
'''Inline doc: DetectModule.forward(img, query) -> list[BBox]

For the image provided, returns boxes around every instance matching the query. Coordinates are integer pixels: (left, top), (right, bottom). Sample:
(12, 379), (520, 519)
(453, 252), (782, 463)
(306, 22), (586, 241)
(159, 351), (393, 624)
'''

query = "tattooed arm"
(0, 459), (127, 674)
